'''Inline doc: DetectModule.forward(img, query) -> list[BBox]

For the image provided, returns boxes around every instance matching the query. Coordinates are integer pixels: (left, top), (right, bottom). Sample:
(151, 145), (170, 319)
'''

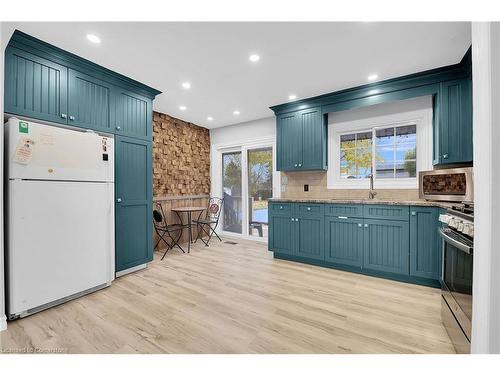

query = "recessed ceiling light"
(86, 34), (101, 44)
(181, 82), (191, 89)
(207, 116), (213, 121)
(233, 110), (240, 115)
(249, 54), (260, 63)
(367, 73), (379, 81)
(288, 94), (297, 100)
(179, 105), (187, 111)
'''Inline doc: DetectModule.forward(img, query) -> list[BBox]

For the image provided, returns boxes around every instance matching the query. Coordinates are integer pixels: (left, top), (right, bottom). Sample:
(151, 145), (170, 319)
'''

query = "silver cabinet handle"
(117, 198), (122, 203)
(280, 206), (283, 209)
(411, 211), (416, 216)
(298, 163), (302, 167)
(358, 223), (362, 227)
(338, 216), (348, 219)
(364, 223), (369, 228)
(291, 217), (294, 222)
(69, 115), (75, 121)
(443, 153), (449, 159)
(116, 126), (121, 130)
(294, 163), (298, 168)
(61, 113), (67, 119)
(307, 207), (311, 211)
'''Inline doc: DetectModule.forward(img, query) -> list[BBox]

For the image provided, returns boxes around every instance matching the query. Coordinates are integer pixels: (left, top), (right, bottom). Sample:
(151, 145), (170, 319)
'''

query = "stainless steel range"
(438, 203), (474, 353)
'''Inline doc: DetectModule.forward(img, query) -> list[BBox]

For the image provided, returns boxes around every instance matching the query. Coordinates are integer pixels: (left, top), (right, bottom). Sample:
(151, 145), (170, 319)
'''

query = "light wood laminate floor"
(0, 238), (455, 354)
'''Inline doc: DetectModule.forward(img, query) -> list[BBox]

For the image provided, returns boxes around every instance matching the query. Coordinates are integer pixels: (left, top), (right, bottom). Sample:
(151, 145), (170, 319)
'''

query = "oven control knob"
(439, 214), (451, 224)
(463, 223), (474, 237)
(457, 222), (465, 232)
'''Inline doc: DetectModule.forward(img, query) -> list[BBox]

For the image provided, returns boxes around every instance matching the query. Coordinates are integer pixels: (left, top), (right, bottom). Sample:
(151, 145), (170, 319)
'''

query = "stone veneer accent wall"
(152, 111), (210, 197)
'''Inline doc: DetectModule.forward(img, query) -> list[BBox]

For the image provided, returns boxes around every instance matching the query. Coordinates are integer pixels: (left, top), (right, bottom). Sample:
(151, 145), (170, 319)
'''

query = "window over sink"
(328, 96), (433, 189)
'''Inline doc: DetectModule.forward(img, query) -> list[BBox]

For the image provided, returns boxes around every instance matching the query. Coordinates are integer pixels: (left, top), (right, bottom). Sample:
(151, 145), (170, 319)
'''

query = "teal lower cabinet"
(409, 207), (441, 280)
(269, 202), (442, 288)
(115, 136), (153, 272)
(269, 215), (295, 255)
(324, 216), (363, 268)
(296, 214), (324, 260)
(363, 219), (409, 275)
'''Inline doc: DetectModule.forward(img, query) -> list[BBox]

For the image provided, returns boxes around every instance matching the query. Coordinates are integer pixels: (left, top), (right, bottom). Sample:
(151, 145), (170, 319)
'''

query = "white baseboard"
(0, 315), (6, 331)
(115, 263), (147, 278)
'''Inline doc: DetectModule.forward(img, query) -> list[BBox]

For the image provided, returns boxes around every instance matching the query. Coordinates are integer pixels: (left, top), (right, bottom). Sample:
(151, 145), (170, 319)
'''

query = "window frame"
(327, 98), (433, 190)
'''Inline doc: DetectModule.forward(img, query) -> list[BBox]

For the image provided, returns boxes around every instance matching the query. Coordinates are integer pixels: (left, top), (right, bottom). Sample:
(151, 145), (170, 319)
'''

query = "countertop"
(269, 197), (455, 209)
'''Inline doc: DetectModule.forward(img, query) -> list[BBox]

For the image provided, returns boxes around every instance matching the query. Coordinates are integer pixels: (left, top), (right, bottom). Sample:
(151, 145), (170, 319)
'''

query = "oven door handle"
(439, 228), (473, 255)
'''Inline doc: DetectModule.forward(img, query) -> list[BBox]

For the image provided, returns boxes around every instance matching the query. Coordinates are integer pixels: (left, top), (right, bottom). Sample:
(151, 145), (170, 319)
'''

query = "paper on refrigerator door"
(12, 136), (35, 165)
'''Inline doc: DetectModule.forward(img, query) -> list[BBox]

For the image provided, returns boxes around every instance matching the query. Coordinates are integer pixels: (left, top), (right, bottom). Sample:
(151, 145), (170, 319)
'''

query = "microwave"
(419, 167), (474, 202)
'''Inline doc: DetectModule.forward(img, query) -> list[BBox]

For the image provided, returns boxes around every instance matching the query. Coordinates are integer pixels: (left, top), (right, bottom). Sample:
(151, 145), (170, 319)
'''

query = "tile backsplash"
(280, 171), (420, 201)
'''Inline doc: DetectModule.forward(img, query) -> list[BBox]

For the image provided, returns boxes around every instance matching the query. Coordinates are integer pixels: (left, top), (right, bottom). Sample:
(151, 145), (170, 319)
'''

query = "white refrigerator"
(5, 117), (115, 319)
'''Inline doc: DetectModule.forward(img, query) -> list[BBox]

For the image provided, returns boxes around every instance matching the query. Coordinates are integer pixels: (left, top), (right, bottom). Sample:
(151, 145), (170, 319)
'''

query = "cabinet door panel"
(114, 88), (152, 140)
(277, 112), (301, 170)
(68, 69), (111, 132)
(363, 219), (409, 275)
(299, 107), (325, 170)
(410, 207), (441, 280)
(325, 216), (363, 267)
(438, 79), (473, 165)
(5, 47), (68, 124)
(269, 215), (295, 255)
(296, 215), (324, 260)
(115, 136), (153, 272)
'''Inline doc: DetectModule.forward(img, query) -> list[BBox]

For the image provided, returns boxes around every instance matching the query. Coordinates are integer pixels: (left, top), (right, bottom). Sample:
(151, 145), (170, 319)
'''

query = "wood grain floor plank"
(0, 237), (455, 353)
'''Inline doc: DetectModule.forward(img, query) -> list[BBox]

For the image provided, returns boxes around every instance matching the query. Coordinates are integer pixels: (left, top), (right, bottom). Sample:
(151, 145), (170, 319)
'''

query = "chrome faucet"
(368, 174), (377, 200)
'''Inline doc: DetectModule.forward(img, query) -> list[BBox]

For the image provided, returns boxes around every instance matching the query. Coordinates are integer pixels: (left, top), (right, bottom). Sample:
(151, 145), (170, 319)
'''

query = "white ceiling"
(3, 22), (471, 129)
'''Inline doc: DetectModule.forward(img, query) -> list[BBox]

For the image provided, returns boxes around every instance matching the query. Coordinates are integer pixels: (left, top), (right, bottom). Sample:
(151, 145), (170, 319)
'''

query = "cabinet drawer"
(296, 204), (324, 216)
(325, 204), (363, 218)
(363, 205), (409, 221)
(269, 202), (293, 215)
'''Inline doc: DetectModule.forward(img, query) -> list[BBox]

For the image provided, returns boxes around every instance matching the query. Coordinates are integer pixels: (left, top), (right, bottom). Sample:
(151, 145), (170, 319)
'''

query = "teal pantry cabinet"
(270, 201), (441, 287)
(4, 30), (161, 274)
(276, 106), (327, 171)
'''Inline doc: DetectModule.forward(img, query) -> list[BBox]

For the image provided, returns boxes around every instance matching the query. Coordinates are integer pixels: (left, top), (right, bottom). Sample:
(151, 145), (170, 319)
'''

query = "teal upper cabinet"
(68, 69), (112, 132)
(276, 107), (327, 171)
(114, 88), (153, 140)
(4, 30), (161, 134)
(276, 112), (301, 170)
(299, 107), (327, 170)
(435, 78), (473, 165)
(409, 207), (441, 280)
(271, 46), (472, 168)
(4, 47), (68, 125)
(363, 219), (410, 275)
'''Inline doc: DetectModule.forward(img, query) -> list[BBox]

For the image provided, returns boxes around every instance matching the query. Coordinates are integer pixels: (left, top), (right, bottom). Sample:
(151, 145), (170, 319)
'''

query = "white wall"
(471, 22), (500, 353)
(209, 116), (275, 146)
(1, 22), (7, 331)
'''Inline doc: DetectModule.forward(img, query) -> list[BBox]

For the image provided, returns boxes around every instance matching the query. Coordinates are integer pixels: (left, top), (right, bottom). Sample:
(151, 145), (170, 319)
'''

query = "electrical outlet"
(304, 184), (309, 192)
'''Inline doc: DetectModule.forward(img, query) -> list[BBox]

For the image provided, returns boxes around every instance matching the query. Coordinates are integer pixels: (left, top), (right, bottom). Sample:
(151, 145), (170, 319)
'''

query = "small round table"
(171, 206), (206, 253)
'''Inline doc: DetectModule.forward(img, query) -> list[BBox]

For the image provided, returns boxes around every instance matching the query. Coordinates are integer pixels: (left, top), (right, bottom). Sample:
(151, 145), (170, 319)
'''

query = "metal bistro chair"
(193, 197), (224, 246)
(153, 202), (188, 260)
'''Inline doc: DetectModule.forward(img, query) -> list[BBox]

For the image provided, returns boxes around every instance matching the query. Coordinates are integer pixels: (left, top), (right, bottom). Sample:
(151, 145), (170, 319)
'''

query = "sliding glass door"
(218, 142), (276, 241)
(248, 147), (272, 238)
(222, 151), (242, 234)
